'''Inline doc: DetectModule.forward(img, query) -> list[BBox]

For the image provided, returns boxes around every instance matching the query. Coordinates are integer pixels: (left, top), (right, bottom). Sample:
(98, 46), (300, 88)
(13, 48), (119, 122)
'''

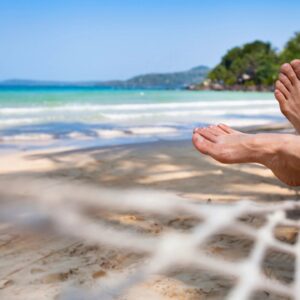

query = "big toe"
(192, 133), (216, 156)
(280, 63), (298, 85)
(291, 59), (300, 80)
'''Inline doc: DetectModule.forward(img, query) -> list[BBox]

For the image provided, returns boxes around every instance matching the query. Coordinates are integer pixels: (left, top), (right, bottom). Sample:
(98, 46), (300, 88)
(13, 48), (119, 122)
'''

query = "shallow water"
(0, 87), (284, 150)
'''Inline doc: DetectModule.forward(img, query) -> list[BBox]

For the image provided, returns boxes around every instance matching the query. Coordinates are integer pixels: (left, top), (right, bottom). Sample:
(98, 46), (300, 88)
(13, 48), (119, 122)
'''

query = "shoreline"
(0, 121), (296, 200)
(0, 121), (292, 154)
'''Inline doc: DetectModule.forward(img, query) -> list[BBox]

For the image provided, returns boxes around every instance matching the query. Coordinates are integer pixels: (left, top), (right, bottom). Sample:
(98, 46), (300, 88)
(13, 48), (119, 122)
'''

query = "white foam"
(92, 127), (178, 139)
(0, 118), (39, 126)
(1, 133), (53, 141)
(66, 132), (93, 140)
(102, 107), (280, 121)
(127, 127), (177, 135)
(0, 100), (276, 115)
(0, 98), (284, 146)
(93, 129), (128, 139)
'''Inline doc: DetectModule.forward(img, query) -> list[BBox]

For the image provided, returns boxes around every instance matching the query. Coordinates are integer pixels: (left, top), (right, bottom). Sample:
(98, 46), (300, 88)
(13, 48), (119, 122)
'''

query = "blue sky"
(0, 0), (299, 81)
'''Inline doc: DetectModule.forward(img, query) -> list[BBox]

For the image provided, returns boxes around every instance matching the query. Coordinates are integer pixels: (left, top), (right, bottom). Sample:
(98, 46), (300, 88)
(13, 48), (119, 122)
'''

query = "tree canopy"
(280, 32), (300, 63)
(207, 33), (300, 90)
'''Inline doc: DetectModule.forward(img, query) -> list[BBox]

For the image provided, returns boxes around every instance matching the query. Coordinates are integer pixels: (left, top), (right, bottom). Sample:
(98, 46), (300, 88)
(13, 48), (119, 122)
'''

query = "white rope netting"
(0, 178), (299, 299)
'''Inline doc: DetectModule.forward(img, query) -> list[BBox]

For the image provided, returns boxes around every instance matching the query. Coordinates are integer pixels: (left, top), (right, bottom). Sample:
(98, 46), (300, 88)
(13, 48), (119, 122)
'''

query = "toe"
(275, 89), (288, 114)
(291, 59), (300, 80)
(192, 132), (231, 164)
(208, 125), (225, 136)
(192, 133), (215, 155)
(279, 73), (292, 91)
(275, 80), (289, 99)
(198, 128), (218, 142)
(217, 124), (237, 134)
(280, 63), (298, 85)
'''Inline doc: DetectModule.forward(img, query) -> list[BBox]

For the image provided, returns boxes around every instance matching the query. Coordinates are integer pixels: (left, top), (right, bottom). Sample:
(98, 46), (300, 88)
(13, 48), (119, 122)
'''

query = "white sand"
(0, 137), (299, 299)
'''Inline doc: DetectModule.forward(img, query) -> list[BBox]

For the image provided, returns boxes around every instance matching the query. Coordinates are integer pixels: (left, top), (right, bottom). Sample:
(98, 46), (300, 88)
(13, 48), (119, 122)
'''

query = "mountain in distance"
(0, 66), (209, 90)
(123, 65), (209, 89)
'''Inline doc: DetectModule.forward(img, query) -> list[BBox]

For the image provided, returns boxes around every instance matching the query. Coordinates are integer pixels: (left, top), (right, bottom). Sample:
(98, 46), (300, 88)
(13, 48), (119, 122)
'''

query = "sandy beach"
(0, 126), (299, 299)
(2, 1), (300, 298)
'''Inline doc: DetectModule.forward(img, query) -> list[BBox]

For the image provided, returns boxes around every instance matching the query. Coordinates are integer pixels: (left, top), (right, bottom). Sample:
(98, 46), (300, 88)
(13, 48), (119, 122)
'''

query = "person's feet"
(192, 124), (300, 186)
(275, 59), (300, 132)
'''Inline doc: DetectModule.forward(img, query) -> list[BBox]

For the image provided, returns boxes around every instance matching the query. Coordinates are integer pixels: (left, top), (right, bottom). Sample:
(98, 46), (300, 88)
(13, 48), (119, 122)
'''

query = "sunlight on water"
(0, 88), (284, 150)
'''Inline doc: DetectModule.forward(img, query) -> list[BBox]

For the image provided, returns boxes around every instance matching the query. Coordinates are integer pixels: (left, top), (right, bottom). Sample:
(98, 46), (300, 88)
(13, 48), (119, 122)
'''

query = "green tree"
(208, 41), (279, 88)
(280, 32), (300, 62)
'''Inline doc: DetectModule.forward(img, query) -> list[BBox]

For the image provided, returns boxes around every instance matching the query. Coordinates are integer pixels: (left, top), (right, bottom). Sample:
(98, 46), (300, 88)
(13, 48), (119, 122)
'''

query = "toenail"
(282, 63), (291, 70)
(193, 128), (198, 134)
(197, 136), (204, 142)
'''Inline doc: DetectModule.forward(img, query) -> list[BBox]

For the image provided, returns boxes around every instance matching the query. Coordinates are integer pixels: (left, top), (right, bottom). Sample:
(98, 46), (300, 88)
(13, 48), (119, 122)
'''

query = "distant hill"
(122, 66), (209, 89)
(0, 66), (209, 90)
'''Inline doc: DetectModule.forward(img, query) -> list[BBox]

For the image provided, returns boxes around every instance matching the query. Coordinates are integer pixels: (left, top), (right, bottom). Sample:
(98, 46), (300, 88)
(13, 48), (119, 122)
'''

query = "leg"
(192, 124), (300, 186)
(275, 60), (300, 132)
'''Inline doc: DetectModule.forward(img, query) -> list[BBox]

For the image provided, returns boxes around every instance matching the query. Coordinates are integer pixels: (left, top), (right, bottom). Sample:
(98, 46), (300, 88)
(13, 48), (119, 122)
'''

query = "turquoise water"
(0, 87), (274, 106)
(0, 87), (283, 150)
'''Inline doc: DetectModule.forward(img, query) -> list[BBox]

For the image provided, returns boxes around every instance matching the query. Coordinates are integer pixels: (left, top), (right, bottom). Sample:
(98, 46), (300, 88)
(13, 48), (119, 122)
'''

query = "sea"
(0, 87), (285, 151)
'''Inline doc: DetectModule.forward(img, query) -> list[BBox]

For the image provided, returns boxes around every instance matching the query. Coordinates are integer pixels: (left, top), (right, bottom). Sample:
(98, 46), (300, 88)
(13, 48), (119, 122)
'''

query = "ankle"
(248, 133), (287, 165)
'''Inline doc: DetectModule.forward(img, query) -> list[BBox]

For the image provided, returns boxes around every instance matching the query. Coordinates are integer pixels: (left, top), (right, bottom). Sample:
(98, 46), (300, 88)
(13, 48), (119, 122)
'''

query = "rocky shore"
(187, 79), (274, 92)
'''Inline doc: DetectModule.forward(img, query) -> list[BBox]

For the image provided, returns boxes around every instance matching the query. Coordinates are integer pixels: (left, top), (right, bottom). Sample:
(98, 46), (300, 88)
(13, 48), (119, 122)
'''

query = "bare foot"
(192, 124), (300, 186)
(291, 59), (300, 77)
(275, 60), (300, 132)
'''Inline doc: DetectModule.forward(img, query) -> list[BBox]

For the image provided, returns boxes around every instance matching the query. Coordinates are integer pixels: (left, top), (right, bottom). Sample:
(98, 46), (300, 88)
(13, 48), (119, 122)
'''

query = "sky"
(0, 0), (299, 81)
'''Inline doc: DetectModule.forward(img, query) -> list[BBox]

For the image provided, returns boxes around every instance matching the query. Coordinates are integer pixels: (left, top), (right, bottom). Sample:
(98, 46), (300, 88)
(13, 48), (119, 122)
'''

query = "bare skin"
(192, 124), (300, 186)
(275, 59), (300, 132)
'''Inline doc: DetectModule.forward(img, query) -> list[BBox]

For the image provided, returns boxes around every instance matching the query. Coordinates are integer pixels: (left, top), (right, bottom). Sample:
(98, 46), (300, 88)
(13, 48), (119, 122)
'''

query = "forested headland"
(191, 32), (300, 91)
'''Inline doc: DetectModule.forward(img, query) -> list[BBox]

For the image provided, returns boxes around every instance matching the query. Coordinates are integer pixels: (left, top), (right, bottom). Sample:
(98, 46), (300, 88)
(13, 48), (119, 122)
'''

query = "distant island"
(0, 66), (209, 90)
(189, 32), (300, 91)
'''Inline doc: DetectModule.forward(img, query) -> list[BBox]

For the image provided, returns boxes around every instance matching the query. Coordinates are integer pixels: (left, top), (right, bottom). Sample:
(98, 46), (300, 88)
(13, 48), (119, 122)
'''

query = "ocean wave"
(101, 107), (281, 120)
(0, 106), (281, 130)
(0, 118), (278, 146)
(0, 127), (180, 143)
(1, 133), (53, 141)
(0, 100), (276, 115)
(0, 118), (40, 126)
